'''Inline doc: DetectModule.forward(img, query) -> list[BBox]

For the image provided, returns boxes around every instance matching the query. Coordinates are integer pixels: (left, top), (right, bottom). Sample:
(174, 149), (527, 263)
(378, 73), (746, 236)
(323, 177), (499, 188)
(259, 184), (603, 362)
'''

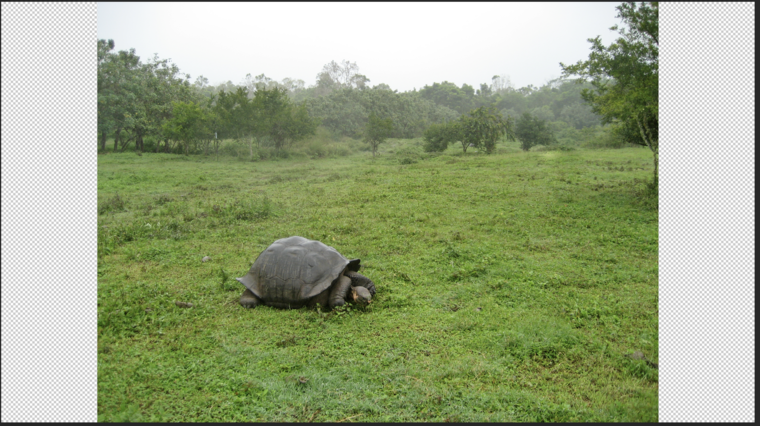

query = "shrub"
(306, 141), (327, 158)
(515, 112), (557, 151)
(423, 121), (461, 152)
(219, 139), (250, 158)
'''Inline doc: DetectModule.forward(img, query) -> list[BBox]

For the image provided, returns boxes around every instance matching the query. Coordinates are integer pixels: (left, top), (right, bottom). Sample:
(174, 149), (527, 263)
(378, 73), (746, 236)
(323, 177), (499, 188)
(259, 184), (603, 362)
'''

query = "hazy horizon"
(97, 2), (621, 92)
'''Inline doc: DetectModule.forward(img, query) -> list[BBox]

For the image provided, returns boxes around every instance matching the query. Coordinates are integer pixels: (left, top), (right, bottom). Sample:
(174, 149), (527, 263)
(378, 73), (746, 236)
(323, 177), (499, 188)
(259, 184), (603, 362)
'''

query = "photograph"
(94, 2), (660, 421)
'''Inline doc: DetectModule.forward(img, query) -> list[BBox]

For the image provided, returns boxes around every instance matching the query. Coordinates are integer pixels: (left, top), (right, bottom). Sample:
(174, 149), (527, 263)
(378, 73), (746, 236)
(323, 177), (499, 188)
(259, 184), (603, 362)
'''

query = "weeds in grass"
(99, 193), (126, 215)
(97, 145), (658, 422)
(219, 267), (232, 290)
(400, 157), (418, 165)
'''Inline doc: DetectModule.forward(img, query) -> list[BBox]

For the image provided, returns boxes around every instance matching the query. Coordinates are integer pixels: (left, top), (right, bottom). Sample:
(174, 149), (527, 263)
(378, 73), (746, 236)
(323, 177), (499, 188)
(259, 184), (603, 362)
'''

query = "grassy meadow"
(97, 138), (658, 422)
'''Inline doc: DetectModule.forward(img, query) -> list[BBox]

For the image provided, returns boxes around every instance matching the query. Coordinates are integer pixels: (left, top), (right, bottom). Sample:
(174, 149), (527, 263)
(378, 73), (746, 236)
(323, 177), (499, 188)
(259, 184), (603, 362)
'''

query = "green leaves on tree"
(364, 113), (393, 157)
(458, 106), (515, 154)
(560, 1), (659, 182)
(423, 106), (515, 154)
(514, 112), (557, 151)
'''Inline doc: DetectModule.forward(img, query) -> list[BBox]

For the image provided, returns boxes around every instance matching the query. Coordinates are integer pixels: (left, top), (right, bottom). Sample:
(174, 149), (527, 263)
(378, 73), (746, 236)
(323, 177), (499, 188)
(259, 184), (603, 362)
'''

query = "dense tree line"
(423, 106), (515, 154)
(97, 40), (605, 156)
(98, 2), (655, 163)
(98, 39), (317, 156)
(97, 39), (194, 153)
(98, 39), (606, 155)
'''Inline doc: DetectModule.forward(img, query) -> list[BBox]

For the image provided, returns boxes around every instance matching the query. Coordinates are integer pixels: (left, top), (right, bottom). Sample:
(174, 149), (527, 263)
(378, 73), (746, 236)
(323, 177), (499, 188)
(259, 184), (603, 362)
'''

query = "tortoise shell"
(236, 236), (359, 305)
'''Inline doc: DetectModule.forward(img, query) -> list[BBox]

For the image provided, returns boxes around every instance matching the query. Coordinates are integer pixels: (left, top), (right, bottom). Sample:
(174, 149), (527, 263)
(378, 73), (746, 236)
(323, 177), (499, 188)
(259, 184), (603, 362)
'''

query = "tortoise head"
(350, 286), (372, 305)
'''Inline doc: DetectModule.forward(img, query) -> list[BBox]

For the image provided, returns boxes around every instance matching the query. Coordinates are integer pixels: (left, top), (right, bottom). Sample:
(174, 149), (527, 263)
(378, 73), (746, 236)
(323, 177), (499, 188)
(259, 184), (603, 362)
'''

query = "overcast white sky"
(97, 2), (621, 92)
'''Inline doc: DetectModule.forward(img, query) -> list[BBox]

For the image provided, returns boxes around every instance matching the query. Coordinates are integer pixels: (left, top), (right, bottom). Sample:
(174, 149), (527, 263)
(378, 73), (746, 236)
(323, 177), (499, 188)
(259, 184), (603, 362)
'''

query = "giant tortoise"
(236, 236), (376, 310)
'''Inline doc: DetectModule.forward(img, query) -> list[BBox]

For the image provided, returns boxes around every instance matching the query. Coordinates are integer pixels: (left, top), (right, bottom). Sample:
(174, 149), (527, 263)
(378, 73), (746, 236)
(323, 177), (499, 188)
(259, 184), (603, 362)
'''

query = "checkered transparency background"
(1, 2), (98, 423)
(659, 2), (755, 422)
(1, 2), (754, 423)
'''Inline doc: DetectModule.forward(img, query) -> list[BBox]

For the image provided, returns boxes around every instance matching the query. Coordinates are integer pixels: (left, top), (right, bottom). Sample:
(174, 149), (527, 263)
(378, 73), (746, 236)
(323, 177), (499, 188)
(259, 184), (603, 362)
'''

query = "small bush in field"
(99, 193), (126, 215)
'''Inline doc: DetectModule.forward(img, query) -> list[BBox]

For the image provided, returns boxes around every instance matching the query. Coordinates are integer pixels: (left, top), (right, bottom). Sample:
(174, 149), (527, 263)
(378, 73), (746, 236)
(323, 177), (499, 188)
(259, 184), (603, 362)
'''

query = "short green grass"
(97, 140), (658, 422)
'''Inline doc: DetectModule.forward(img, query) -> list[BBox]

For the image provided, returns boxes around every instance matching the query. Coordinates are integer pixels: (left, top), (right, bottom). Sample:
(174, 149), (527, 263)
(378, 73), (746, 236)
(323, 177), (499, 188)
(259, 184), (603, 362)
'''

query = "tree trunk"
(136, 134), (143, 153)
(119, 136), (133, 152)
(636, 115), (658, 184)
(113, 129), (121, 152)
(249, 136), (253, 161)
(100, 130), (107, 151)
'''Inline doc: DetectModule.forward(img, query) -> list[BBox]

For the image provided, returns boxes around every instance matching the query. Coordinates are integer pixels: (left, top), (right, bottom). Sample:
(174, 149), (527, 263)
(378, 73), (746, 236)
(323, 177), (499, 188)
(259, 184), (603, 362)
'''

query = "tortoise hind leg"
(240, 288), (262, 308)
(345, 271), (376, 296)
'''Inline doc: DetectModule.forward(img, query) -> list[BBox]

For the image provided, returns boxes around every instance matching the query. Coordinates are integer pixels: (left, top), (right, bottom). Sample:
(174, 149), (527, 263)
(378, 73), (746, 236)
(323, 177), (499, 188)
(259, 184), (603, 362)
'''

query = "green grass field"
(97, 139), (658, 422)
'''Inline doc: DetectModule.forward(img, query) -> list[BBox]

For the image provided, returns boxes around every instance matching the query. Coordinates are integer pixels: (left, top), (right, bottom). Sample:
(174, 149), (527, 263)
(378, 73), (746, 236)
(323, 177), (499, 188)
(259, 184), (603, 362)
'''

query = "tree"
(97, 44), (142, 152)
(477, 83), (492, 97)
(194, 75), (209, 90)
(194, 96), (219, 157)
(98, 41), (194, 154)
(260, 88), (318, 151)
(215, 87), (257, 159)
(418, 81), (474, 115)
(515, 112), (557, 151)
(364, 113), (393, 157)
(350, 73), (371, 90)
(143, 54), (193, 153)
(559, 101), (601, 129)
(162, 101), (206, 155)
(303, 86), (458, 140)
(530, 105), (555, 123)
(284, 102), (320, 146)
(281, 77), (307, 100)
(97, 39), (116, 151)
(461, 83), (475, 98)
(561, 1), (659, 182)
(316, 60), (364, 93)
(491, 74), (513, 94)
(458, 106), (515, 154)
(423, 121), (461, 153)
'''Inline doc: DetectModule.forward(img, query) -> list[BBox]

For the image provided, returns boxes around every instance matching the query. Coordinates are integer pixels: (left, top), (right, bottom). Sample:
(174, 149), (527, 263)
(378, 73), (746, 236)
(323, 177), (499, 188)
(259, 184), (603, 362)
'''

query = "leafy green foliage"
(304, 87), (458, 139)
(418, 81), (476, 115)
(99, 45), (613, 159)
(162, 101), (207, 155)
(423, 121), (461, 152)
(515, 112), (557, 151)
(458, 106), (516, 154)
(97, 39), (193, 154)
(364, 113), (394, 156)
(424, 106), (515, 155)
(561, 1), (659, 181)
(255, 87), (318, 150)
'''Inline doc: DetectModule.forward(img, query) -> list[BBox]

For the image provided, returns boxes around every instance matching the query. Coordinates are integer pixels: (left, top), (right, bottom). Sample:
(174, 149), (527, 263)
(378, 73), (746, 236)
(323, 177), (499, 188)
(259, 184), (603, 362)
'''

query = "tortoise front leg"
(328, 275), (352, 309)
(240, 288), (262, 308)
(345, 271), (376, 296)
